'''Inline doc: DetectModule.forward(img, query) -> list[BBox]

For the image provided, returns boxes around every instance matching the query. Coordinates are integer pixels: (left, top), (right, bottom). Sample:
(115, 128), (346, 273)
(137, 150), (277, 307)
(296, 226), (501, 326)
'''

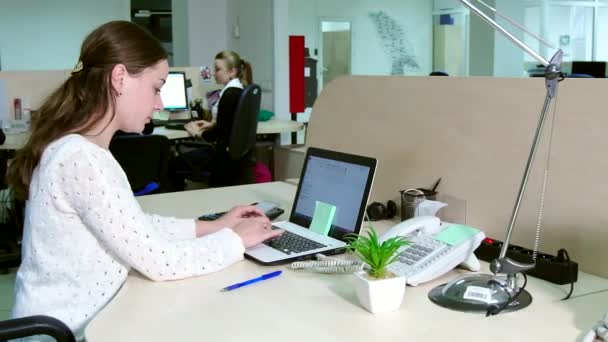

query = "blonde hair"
(215, 50), (253, 85)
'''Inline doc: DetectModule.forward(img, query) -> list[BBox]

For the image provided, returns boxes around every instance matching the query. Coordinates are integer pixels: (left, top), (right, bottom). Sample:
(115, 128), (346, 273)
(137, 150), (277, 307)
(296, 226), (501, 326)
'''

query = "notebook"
(245, 147), (377, 265)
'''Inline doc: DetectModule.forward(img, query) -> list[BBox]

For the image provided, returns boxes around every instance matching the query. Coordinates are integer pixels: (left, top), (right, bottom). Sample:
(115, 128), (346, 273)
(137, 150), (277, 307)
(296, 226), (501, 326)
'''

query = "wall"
(273, 0), (291, 144)
(468, 0), (495, 76)
(172, 0), (190, 67)
(227, 0), (274, 111)
(493, 0), (526, 77)
(0, 0), (129, 71)
(185, 0), (229, 68)
(287, 0), (433, 77)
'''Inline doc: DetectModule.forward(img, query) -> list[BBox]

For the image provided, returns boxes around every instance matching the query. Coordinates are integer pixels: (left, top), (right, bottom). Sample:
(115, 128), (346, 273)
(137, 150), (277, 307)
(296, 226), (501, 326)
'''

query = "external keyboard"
(198, 204), (285, 221)
(264, 228), (326, 255)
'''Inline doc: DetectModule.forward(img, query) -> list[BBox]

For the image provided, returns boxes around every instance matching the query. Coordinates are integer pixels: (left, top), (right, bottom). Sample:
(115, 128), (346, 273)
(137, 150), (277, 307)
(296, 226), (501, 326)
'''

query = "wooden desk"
(86, 182), (608, 342)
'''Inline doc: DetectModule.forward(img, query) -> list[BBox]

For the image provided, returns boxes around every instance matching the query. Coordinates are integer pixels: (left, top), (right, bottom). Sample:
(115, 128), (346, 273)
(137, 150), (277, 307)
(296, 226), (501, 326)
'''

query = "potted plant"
(346, 226), (410, 313)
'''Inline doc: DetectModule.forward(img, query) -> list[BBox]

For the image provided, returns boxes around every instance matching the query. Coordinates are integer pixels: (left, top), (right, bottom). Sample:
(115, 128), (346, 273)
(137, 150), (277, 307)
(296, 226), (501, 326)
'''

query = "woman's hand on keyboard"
(232, 217), (284, 248)
(215, 205), (266, 228)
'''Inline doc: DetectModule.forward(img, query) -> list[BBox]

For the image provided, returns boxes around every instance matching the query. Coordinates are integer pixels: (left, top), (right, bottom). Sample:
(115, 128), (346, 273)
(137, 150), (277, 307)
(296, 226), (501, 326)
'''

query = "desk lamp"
(428, 0), (563, 314)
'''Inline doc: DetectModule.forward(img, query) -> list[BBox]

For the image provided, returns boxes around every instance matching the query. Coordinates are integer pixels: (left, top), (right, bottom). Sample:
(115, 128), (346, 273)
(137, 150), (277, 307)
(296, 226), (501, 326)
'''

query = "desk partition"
(306, 76), (608, 278)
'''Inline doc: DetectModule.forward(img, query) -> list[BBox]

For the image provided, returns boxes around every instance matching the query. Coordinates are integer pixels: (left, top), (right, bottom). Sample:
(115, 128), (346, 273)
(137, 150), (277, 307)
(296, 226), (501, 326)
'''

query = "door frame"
(317, 16), (354, 93)
(432, 8), (470, 76)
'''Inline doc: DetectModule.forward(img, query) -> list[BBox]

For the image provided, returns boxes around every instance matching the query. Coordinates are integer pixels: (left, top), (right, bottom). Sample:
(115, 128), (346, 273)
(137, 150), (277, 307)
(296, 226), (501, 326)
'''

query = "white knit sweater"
(11, 134), (244, 340)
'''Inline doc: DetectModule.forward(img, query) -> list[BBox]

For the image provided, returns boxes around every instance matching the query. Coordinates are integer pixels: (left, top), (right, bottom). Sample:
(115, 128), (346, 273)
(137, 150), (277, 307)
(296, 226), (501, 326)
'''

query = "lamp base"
(428, 273), (532, 314)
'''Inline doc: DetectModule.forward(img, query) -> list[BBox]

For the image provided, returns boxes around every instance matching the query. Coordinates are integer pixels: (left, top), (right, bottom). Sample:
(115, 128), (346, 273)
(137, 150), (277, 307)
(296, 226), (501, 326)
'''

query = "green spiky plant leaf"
(345, 225), (410, 279)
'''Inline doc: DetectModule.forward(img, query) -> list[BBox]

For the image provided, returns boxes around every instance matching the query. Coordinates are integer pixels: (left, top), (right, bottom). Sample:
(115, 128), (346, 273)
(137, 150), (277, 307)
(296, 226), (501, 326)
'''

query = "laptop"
(245, 147), (377, 265)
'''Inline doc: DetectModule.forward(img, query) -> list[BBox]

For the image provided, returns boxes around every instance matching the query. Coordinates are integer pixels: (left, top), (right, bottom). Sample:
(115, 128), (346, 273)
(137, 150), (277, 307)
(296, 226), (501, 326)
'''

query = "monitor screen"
(161, 71), (188, 111)
(290, 148), (376, 240)
(571, 61), (606, 78)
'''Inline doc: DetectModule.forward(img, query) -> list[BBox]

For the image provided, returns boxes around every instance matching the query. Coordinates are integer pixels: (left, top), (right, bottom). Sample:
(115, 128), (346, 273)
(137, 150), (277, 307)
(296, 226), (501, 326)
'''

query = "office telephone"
(381, 216), (485, 286)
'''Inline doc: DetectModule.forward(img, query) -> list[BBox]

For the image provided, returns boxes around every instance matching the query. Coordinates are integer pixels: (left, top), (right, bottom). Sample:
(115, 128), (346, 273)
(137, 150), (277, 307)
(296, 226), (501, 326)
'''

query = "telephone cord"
(289, 254), (367, 274)
(532, 85), (560, 261)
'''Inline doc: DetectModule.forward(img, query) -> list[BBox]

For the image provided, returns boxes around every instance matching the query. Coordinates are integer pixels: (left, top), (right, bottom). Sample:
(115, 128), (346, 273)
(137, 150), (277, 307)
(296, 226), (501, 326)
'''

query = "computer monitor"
(571, 61), (607, 78)
(161, 71), (189, 111)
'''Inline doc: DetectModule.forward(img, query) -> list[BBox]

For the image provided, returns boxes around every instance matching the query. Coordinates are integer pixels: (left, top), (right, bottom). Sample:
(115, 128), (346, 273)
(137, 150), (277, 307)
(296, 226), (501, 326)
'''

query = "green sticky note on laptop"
(309, 201), (336, 236)
(434, 224), (480, 246)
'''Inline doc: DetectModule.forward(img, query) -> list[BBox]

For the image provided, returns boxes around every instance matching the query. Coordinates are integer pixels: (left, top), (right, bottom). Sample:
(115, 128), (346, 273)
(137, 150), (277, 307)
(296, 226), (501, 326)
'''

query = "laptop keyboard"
(264, 227), (326, 255)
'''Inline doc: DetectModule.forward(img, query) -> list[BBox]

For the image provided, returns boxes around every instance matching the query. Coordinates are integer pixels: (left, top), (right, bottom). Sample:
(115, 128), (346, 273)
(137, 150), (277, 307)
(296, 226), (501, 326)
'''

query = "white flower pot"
(353, 270), (406, 313)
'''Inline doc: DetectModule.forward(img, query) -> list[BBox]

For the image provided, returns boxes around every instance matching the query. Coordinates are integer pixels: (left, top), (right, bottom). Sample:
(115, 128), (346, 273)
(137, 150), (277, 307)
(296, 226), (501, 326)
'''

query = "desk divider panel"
(306, 75), (608, 278)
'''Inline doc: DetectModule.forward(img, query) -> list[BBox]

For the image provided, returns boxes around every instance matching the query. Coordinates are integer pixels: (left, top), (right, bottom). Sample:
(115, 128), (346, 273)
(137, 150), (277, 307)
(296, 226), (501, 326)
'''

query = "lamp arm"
(475, 0), (556, 50)
(457, 0), (550, 67)
(457, 0), (565, 277)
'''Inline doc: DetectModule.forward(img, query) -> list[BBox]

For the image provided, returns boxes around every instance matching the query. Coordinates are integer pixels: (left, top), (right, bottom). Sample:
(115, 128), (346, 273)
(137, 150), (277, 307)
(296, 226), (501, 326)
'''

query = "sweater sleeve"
(52, 148), (244, 281)
(145, 214), (197, 241)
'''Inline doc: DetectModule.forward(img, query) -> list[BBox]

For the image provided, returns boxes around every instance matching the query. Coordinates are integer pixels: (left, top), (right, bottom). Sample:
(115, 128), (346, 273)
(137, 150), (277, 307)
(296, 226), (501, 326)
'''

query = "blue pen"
(220, 270), (282, 292)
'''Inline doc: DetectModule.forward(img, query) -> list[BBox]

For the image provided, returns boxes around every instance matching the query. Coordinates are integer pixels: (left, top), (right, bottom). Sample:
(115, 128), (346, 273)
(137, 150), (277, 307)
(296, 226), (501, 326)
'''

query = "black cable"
(486, 273), (528, 317)
(558, 248), (575, 301)
(567, 288), (608, 300)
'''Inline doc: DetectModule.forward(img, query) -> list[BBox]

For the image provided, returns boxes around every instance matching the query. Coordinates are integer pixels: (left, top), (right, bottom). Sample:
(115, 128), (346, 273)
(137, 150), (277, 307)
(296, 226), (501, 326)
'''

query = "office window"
(523, 6), (542, 64)
(548, 5), (593, 61)
(597, 7), (608, 61)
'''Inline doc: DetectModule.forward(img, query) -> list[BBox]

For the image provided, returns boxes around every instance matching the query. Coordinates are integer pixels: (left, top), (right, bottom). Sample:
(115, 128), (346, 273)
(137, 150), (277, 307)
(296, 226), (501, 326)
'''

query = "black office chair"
(175, 83), (262, 187)
(0, 154), (23, 273)
(0, 315), (75, 342)
(109, 134), (172, 195)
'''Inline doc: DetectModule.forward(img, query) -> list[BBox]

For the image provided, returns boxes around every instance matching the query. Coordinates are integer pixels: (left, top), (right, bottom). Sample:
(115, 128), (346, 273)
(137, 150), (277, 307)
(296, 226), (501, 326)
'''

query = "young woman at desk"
(7, 21), (282, 340)
(172, 50), (254, 188)
(184, 50), (253, 137)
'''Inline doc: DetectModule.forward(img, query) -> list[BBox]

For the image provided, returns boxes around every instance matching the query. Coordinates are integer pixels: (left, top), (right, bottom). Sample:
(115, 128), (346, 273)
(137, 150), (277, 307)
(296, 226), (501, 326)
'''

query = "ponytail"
(240, 59), (253, 85)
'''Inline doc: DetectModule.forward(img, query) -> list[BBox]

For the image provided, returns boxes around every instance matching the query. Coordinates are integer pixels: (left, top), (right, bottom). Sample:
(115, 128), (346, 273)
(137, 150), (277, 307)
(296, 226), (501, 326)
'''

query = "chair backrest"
(228, 83), (261, 160)
(109, 134), (171, 194)
(0, 315), (75, 342)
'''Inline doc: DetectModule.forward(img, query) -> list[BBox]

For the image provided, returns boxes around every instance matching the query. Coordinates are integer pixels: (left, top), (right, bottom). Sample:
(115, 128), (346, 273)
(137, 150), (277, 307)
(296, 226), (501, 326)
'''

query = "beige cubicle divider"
(307, 75), (608, 278)
(0, 70), (71, 112)
(0, 67), (215, 117)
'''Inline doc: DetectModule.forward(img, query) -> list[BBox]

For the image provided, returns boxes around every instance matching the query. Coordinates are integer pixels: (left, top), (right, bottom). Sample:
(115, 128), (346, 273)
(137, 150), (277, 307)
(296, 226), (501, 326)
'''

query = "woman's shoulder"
(40, 134), (108, 169)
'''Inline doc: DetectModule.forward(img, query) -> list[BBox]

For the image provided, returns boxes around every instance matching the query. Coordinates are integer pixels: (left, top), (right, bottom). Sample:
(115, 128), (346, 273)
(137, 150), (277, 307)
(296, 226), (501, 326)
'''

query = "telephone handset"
(381, 216), (485, 286)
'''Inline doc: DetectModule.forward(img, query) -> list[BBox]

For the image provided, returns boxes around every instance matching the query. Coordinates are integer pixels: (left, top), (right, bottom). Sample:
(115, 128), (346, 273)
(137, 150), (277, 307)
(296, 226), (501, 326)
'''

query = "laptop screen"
(290, 147), (376, 240)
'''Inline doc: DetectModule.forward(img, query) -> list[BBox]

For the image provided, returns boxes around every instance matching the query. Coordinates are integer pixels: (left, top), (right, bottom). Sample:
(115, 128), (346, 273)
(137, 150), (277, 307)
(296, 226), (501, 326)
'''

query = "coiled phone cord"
(289, 254), (367, 274)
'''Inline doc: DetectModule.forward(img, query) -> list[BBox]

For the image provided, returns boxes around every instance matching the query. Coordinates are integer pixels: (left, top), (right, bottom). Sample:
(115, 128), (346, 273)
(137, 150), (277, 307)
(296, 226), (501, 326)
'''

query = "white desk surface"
(151, 126), (189, 140)
(257, 118), (303, 134)
(155, 118), (303, 139)
(85, 181), (608, 341)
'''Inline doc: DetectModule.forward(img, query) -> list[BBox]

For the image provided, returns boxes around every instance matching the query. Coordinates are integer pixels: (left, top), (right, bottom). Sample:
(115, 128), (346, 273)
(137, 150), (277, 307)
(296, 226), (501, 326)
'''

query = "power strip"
(474, 238), (578, 285)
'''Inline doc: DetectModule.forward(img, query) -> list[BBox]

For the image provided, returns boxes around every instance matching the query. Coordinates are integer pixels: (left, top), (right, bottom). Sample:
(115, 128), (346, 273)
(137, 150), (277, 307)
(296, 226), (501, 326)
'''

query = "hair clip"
(71, 60), (83, 74)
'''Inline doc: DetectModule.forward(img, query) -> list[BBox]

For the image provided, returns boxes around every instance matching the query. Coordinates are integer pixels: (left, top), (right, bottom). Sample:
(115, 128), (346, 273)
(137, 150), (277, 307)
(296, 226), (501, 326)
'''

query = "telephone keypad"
(390, 236), (450, 278)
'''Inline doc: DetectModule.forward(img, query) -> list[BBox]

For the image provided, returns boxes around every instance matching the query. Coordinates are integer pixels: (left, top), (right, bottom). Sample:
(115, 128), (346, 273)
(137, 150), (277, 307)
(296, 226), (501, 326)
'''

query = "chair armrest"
(175, 140), (214, 149)
(0, 315), (76, 342)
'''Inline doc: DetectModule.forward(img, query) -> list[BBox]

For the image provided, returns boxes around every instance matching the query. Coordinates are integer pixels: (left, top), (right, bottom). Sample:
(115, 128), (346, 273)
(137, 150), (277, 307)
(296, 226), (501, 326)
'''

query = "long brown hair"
(215, 50), (253, 85)
(8, 21), (167, 201)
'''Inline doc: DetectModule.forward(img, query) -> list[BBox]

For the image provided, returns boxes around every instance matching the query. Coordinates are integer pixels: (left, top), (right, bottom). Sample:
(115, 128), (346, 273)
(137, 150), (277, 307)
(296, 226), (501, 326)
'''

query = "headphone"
(366, 200), (397, 221)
